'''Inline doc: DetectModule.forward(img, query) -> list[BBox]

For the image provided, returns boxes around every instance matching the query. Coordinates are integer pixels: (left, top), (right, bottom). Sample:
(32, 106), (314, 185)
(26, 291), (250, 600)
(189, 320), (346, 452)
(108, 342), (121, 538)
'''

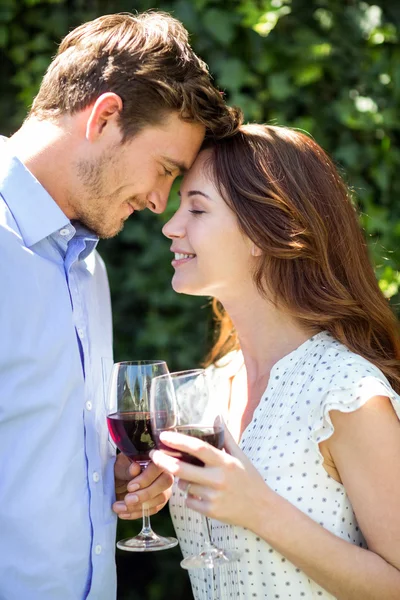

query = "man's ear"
(85, 93), (123, 142)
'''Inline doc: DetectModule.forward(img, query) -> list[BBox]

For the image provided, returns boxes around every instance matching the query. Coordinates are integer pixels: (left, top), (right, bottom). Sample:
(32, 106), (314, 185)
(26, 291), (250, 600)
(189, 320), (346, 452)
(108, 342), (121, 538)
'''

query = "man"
(0, 11), (241, 600)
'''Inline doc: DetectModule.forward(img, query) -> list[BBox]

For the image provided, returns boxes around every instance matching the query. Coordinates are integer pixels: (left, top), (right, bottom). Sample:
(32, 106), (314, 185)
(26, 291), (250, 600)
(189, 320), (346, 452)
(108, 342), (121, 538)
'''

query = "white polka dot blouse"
(169, 331), (400, 599)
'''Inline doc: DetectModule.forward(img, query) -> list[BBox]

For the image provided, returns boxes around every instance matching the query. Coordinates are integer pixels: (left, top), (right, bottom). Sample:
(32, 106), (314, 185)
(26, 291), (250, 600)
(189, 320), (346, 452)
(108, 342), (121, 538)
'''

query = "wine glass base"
(117, 532), (179, 553)
(180, 547), (242, 570)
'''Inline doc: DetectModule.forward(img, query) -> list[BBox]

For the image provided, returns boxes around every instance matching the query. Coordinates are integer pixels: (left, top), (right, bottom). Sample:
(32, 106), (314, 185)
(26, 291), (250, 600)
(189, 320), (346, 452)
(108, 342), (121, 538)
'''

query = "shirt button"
(95, 545), (102, 555)
(86, 401), (92, 411)
(59, 228), (70, 236)
(93, 472), (100, 483)
(77, 328), (84, 338)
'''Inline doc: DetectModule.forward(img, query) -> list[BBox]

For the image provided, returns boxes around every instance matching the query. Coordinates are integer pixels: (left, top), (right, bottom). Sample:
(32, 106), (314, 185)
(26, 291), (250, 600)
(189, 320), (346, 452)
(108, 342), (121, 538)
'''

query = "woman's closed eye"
(189, 209), (206, 215)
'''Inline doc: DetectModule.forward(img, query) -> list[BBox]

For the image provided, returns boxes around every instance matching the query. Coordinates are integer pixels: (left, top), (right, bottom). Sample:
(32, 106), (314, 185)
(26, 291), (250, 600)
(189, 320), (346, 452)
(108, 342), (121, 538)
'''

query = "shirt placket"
(65, 237), (106, 597)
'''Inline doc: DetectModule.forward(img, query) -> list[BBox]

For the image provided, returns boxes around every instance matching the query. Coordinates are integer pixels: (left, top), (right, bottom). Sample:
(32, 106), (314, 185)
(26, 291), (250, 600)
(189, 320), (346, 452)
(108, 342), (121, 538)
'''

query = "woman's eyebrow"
(178, 190), (213, 200)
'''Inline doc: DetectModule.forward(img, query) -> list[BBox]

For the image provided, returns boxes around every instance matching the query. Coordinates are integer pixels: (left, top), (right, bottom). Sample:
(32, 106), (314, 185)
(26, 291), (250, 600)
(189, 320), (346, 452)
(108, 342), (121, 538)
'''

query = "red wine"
(107, 411), (155, 463)
(154, 425), (224, 467)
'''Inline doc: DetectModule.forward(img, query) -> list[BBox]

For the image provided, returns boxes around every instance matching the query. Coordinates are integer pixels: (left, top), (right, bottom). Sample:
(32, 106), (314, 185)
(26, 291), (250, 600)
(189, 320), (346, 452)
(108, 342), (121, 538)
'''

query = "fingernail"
(125, 494), (139, 503)
(127, 483), (140, 492)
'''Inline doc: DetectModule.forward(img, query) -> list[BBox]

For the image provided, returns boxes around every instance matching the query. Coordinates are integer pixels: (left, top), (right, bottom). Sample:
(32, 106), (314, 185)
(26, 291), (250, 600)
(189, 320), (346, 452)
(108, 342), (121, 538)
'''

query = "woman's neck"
(221, 289), (318, 387)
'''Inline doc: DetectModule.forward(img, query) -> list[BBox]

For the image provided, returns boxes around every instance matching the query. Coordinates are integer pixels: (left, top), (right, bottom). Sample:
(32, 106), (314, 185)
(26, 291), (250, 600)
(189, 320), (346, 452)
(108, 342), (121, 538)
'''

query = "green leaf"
(202, 8), (237, 45)
(295, 64), (323, 86)
(0, 25), (8, 46)
(268, 72), (294, 100)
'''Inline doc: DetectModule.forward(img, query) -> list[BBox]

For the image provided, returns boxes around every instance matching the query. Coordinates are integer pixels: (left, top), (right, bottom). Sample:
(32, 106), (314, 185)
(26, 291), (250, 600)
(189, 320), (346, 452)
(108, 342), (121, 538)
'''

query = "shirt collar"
(69, 220), (99, 260)
(48, 220), (99, 262)
(0, 138), (72, 248)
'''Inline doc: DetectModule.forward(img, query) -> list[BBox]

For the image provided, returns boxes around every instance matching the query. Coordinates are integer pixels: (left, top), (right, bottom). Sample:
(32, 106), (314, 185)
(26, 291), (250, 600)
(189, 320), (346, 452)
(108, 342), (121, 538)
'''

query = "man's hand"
(113, 453), (174, 520)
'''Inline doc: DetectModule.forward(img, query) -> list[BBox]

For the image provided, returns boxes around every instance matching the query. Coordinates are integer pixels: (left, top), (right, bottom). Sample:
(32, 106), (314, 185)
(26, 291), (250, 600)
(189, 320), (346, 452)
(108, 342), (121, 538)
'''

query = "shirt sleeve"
(308, 363), (400, 457)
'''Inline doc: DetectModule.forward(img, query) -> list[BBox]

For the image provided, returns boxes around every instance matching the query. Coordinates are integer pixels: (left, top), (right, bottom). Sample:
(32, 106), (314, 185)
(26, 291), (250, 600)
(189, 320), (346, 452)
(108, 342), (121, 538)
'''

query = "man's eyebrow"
(162, 157), (189, 174)
(178, 190), (212, 201)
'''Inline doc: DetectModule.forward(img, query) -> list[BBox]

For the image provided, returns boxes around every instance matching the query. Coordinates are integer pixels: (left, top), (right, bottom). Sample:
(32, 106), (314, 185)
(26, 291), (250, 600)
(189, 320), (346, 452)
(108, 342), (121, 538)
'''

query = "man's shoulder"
(0, 193), (23, 246)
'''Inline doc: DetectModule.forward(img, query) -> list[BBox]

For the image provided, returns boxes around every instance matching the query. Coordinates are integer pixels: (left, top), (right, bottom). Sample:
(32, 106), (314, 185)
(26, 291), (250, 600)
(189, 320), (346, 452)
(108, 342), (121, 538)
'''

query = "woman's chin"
(171, 278), (203, 297)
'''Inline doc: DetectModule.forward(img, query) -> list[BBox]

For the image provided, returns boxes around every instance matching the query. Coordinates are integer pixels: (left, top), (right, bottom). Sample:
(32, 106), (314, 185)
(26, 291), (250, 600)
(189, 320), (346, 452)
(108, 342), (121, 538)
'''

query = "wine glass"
(150, 369), (242, 569)
(106, 360), (178, 552)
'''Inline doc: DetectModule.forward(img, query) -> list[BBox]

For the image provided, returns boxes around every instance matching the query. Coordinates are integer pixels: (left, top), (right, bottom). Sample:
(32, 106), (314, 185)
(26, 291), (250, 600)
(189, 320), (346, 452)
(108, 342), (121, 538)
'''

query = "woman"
(150, 125), (400, 599)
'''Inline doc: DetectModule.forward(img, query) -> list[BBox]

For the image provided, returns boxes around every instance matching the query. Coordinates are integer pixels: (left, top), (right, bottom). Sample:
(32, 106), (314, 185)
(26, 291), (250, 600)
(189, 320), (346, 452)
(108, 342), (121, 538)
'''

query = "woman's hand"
(150, 426), (276, 531)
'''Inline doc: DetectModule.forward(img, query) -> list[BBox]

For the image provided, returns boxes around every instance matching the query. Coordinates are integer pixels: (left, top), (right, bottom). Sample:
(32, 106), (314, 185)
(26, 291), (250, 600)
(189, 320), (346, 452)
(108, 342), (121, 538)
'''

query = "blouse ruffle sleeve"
(309, 367), (400, 457)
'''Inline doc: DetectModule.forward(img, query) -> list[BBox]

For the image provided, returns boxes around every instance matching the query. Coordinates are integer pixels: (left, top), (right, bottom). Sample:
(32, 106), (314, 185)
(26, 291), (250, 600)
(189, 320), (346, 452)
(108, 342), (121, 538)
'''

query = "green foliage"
(1, 0), (400, 598)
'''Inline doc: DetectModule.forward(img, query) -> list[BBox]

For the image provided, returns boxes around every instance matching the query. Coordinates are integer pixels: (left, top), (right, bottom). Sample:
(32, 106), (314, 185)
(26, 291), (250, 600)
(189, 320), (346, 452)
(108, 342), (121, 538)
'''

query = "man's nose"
(146, 190), (168, 214)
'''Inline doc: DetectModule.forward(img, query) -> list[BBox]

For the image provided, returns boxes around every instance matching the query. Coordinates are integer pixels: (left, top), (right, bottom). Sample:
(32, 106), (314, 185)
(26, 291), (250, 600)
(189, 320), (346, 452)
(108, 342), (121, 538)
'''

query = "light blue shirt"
(0, 140), (117, 599)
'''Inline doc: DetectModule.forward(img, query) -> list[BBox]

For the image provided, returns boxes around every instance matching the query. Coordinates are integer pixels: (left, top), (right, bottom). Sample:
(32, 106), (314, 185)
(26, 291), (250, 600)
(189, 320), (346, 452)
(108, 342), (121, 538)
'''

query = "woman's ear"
(251, 243), (262, 257)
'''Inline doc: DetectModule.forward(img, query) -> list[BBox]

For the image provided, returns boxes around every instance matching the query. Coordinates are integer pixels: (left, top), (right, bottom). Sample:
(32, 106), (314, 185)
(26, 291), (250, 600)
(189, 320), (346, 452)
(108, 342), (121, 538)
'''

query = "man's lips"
(125, 198), (147, 216)
(123, 202), (135, 217)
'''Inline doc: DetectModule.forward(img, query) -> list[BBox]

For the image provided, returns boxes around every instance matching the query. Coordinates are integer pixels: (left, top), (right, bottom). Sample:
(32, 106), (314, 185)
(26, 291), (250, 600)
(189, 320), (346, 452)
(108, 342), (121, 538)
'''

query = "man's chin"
(83, 219), (125, 239)
(100, 222), (125, 239)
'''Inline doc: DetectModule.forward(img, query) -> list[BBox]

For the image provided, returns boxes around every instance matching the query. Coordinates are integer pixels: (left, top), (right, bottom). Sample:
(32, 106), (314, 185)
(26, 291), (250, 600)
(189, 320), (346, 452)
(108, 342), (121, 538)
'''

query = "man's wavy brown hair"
(202, 124), (400, 393)
(30, 11), (242, 140)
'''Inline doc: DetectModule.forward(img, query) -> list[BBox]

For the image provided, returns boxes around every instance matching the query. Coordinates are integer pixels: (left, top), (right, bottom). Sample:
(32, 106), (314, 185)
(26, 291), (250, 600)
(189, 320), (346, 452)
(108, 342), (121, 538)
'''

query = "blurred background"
(1, 0), (399, 597)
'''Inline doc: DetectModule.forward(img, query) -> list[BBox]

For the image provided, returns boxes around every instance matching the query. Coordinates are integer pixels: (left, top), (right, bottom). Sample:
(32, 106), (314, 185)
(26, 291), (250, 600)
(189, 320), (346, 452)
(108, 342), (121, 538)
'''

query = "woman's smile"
(171, 250), (197, 267)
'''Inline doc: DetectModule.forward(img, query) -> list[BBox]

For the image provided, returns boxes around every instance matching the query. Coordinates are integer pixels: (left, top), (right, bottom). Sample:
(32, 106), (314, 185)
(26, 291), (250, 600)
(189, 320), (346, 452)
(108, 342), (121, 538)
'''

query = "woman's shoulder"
(307, 335), (400, 445)
(312, 334), (395, 391)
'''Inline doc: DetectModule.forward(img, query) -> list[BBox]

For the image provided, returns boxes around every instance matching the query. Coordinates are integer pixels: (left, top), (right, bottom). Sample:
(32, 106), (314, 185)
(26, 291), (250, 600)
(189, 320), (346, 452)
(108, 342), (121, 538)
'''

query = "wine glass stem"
(204, 517), (216, 600)
(141, 504), (152, 535)
(205, 516), (213, 543)
(137, 461), (153, 536)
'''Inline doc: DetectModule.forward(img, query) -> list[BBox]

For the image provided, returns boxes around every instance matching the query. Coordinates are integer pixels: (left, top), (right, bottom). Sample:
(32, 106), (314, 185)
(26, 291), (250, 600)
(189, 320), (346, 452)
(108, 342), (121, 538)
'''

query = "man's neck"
(7, 117), (77, 218)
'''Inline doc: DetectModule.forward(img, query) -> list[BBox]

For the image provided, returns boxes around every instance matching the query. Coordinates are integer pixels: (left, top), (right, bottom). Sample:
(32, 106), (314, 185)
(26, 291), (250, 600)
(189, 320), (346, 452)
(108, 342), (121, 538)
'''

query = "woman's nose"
(162, 212), (185, 239)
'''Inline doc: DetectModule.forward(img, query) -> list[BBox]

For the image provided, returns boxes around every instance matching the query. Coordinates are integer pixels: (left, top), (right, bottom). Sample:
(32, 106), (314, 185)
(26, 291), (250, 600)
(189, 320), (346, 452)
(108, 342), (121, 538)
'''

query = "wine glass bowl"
(106, 360), (157, 466)
(151, 369), (225, 466)
(106, 360), (178, 552)
(107, 411), (155, 465)
(155, 424), (224, 466)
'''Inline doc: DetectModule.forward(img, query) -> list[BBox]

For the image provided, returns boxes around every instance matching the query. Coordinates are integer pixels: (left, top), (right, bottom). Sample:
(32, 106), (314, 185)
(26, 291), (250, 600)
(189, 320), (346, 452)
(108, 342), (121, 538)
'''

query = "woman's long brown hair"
(202, 124), (400, 393)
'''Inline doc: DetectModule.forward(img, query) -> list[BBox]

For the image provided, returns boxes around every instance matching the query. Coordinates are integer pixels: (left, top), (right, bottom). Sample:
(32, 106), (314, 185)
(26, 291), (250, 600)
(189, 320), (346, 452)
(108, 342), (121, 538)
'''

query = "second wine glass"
(150, 369), (242, 569)
(106, 360), (178, 552)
